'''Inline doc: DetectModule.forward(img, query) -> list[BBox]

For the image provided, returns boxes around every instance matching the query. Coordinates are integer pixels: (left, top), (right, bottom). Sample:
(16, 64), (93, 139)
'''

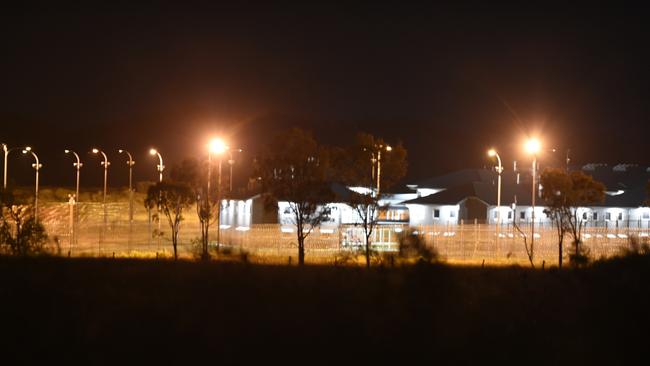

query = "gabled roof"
(409, 167), (649, 208)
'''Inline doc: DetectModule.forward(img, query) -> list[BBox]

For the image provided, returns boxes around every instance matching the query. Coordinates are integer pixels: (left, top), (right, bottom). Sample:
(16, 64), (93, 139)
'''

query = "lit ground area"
(1, 255), (649, 364)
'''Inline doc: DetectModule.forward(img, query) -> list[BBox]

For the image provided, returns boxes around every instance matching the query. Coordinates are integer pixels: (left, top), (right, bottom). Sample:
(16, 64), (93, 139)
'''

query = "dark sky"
(1, 3), (649, 190)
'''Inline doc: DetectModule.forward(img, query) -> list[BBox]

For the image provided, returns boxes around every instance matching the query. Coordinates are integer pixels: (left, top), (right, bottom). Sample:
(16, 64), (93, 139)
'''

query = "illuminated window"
(433, 209), (440, 219)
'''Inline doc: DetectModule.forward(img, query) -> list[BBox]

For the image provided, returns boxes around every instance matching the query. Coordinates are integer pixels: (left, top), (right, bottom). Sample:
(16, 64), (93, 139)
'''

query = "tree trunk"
(173, 233), (178, 260)
(298, 236), (305, 266)
(558, 238), (563, 269)
(365, 233), (371, 269)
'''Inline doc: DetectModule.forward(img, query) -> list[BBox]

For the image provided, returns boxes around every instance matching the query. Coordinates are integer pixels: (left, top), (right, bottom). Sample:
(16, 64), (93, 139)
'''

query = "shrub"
(569, 240), (590, 267)
(398, 228), (438, 263)
(620, 235), (650, 257)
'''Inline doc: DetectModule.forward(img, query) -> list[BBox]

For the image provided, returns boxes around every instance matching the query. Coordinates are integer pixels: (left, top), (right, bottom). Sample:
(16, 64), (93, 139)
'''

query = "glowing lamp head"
(92, 148), (99, 154)
(24, 146), (32, 152)
(209, 138), (228, 154)
(118, 149), (124, 153)
(149, 148), (157, 156)
(525, 138), (541, 155)
(65, 149), (70, 154)
(385, 145), (392, 152)
(487, 149), (497, 157)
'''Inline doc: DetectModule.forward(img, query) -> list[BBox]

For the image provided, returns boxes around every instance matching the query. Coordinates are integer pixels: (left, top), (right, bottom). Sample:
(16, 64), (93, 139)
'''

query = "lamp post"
(227, 148), (243, 193)
(118, 149), (135, 222)
(209, 138), (228, 252)
(369, 144), (392, 198)
(488, 149), (503, 246)
(149, 148), (164, 252)
(65, 149), (82, 249)
(149, 148), (164, 183)
(2, 143), (7, 189)
(64, 150), (82, 201)
(2, 143), (19, 190)
(22, 147), (42, 221)
(92, 148), (110, 252)
(92, 148), (110, 206)
(525, 138), (541, 264)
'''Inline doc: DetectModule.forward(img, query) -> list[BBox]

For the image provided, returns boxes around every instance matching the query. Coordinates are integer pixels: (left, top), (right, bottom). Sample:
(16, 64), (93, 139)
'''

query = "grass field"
(1, 255), (649, 364)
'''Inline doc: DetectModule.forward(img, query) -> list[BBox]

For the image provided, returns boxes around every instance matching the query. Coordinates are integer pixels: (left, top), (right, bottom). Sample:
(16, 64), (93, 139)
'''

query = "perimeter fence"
(16, 202), (650, 266)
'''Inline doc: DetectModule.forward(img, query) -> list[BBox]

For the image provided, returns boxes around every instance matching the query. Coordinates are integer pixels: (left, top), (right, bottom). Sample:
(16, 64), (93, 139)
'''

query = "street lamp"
(209, 138), (228, 252)
(488, 148), (503, 243)
(149, 148), (164, 182)
(227, 148), (243, 193)
(22, 147), (42, 221)
(91, 148), (110, 206)
(149, 148), (164, 251)
(2, 143), (19, 190)
(374, 144), (392, 197)
(65, 149), (82, 251)
(118, 149), (135, 222)
(92, 148), (110, 252)
(525, 137), (541, 264)
(64, 150), (82, 201)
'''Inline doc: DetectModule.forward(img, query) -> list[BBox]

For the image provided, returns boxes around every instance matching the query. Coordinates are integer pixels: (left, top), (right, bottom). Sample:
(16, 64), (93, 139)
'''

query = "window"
(605, 212), (611, 221)
(593, 212), (598, 221)
(450, 210), (456, 218)
(507, 211), (512, 219)
(618, 212), (623, 221)
(494, 211), (498, 219)
(520, 211), (526, 220)
(582, 212), (588, 220)
(643, 211), (650, 220)
(433, 209), (440, 219)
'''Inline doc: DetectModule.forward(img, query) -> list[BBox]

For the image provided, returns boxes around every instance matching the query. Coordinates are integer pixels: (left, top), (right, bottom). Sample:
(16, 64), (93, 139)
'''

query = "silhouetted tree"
(335, 132), (407, 268)
(541, 169), (571, 268)
(541, 168), (605, 267)
(145, 181), (196, 260)
(170, 157), (221, 259)
(255, 128), (335, 265)
(398, 228), (437, 263)
(0, 188), (48, 256)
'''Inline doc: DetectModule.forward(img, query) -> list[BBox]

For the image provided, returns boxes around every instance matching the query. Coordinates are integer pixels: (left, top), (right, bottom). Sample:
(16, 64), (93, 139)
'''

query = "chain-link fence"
(31, 202), (650, 265)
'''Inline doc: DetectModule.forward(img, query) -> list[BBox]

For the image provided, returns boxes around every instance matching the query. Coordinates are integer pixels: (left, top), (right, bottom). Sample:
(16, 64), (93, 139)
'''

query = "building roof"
(404, 180), (536, 206)
(406, 166), (649, 208)
(580, 164), (650, 192)
(412, 169), (496, 189)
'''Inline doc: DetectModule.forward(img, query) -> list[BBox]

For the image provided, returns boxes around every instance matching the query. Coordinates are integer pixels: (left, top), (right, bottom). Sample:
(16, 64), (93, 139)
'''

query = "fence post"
(460, 219), (464, 256)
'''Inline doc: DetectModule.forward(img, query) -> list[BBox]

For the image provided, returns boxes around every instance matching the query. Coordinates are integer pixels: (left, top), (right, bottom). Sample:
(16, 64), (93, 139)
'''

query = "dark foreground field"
(1, 256), (649, 365)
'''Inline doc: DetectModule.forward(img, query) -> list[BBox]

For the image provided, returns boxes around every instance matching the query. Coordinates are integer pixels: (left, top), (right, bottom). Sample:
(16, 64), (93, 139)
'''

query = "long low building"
(404, 164), (650, 228)
(219, 164), (650, 233)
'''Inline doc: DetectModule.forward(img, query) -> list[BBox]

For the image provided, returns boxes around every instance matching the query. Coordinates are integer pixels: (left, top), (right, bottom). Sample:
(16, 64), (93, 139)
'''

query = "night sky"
(2, 3), (649, 190)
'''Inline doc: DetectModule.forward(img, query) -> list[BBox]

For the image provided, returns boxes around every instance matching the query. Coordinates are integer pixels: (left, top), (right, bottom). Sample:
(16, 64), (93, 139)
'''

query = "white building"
(403, 165), (650, 229)
(219, 165), (650, 234)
